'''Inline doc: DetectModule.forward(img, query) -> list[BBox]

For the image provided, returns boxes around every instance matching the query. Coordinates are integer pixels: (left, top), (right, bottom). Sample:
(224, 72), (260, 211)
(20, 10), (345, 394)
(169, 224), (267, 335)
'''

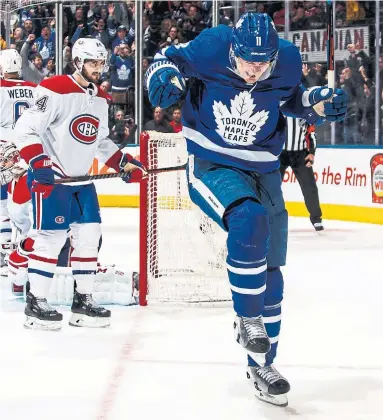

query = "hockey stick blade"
(55, 163), (187, 184)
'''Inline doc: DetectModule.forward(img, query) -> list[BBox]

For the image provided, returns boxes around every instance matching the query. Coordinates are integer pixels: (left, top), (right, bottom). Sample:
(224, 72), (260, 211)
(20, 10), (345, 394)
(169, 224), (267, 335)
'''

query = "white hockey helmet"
(0, 49), (22, 76)
(72, 38), (108, 73)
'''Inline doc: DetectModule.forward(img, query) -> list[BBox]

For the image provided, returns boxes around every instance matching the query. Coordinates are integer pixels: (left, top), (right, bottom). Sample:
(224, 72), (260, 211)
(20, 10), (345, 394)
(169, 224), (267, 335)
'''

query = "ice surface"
(1, 209), (382, 420)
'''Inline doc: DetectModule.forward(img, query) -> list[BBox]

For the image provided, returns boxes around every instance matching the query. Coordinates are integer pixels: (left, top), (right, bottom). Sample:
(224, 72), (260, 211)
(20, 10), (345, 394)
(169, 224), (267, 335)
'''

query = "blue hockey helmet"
(231, 13), (279, 64)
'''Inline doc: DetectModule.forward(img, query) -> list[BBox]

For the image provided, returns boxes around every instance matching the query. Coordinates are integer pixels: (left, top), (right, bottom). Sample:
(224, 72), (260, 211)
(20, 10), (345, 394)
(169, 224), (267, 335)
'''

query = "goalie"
(1, 142), (139, 322)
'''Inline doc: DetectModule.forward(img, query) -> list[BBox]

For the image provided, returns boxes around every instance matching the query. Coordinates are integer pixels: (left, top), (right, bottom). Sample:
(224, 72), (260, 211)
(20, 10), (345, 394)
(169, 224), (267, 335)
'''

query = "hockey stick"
(55, 163), (187, 184)
(326, 0), (335, 90)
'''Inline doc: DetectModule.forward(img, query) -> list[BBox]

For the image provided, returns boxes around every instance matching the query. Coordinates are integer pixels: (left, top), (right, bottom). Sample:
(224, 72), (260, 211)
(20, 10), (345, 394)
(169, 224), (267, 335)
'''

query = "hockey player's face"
(83, 59), (105, 83)
(236, 57), (271, 83)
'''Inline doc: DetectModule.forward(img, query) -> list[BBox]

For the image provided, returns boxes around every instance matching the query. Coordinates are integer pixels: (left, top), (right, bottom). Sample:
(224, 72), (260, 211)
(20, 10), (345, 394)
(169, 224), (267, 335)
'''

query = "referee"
(279, 117), (324, 231)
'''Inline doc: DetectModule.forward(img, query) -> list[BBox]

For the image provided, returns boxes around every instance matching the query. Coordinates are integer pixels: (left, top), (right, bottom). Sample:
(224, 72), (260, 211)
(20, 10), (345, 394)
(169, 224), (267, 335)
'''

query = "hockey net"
(139, 131), (231, 305)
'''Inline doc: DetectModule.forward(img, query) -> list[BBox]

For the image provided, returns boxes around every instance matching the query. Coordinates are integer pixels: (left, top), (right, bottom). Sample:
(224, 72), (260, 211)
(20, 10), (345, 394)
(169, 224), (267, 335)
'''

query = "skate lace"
(257, 366), (283, 384)
(36, 298), (55, 313)
(84, 294), (102, 308)
(243, 316), (267, 340)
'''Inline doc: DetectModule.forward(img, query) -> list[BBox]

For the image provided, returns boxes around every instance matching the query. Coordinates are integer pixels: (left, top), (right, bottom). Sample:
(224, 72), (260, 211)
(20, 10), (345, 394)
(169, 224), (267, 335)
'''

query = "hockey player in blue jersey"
(145, 13), (347, 406)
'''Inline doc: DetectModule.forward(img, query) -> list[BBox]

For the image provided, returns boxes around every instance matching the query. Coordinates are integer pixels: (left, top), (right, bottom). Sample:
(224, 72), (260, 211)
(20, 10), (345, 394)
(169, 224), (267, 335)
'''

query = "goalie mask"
(0, 142), (23, 185)
(230, 13), (279, 83)
(72, 38), (108, 83)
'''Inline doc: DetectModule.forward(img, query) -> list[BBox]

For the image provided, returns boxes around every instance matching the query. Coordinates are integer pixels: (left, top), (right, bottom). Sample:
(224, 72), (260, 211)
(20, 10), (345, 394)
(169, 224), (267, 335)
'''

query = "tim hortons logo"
(213, 91), (269, 146)
(69, 114), (100, 144)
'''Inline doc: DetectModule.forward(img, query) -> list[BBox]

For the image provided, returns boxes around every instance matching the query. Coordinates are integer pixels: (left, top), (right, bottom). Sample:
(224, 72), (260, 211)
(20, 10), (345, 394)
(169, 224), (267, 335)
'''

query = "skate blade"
(24, 316), (62, 331)
(254, 388), (288, 407)
(69, 313), (111, 328)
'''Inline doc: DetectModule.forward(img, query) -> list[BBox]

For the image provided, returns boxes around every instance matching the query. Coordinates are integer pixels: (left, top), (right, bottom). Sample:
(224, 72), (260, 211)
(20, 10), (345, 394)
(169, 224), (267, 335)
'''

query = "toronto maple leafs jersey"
(14, 75), (120, 180)
(160, 25), (317, 173)
(0, 79), (36, 142)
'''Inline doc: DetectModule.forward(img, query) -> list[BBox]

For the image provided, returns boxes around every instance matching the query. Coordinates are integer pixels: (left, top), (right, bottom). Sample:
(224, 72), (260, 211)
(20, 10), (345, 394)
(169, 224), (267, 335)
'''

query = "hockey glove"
(145, 61), (186, 109)
(29, 155), (55, 198)
(308, 86), (348, 123)
(120, 154), (147, 184)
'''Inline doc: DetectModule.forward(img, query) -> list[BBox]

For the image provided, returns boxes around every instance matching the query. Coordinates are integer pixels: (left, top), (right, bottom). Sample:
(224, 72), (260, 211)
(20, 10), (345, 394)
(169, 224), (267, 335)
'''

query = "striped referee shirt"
(283, 117), (317, 153)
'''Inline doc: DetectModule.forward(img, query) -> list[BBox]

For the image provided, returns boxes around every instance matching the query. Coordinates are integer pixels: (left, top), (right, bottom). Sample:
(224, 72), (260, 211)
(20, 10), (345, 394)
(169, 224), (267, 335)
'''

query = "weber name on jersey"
(0, 79), (36, 142)
(153, 23), (316, 174)
(14, 75), (119, 180)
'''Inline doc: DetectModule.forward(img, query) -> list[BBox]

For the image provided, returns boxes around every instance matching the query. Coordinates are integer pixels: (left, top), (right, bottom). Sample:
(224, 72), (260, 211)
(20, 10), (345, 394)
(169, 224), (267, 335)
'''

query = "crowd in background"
(0, 0), (382, 145)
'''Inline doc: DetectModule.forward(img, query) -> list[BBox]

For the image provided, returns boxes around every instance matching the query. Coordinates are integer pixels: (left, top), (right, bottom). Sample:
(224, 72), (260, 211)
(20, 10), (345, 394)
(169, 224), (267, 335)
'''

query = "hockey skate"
(234, 315), (271, 366)
(69, 291), (111, 328)
(24, 291), (63, 331)
(247, 365), (290, 407)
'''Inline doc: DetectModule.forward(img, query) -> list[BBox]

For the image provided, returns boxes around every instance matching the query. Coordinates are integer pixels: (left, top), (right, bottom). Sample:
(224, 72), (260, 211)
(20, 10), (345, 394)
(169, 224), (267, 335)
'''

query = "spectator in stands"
(44, 57), (55, 78)
(302, 63), (326, 87)
(110, 117), (136, 147)
(90, 18), (110, 48)
(34, 25), (55, 66)
(11, 27), (25, 53)
(20, 34), (45, 83)
(344, 43), (369, 72)
(291, 6), (308, 30)
(169, 108), (183, 133)
(100, 80), (112, 94)
(22, 19), (35, 38)
(159, 25), (183, 49)
(110, 43), (135, 106)
(142, 57), (150, 74)
(0, 35), (6, 49)
(170, 1), (187, 22)
(112, 25), (130, 50)
(187, 4), (207, 35)
(360, 82), (377, 144)
(339, 67), (363, 144)
(144, 107), (174, 133)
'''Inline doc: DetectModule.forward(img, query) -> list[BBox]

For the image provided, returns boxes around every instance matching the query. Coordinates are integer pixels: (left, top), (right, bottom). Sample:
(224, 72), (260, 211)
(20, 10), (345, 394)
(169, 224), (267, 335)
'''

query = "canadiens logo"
(213, 91), (269, 146)
(69, 114), (100, 144)
(55, 216), (65, 224)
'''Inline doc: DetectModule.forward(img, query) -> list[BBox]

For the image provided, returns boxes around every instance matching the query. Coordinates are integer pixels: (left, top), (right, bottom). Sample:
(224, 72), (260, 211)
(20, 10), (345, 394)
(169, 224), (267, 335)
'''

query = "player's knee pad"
(70, 223), (101, 252)
(265, 267), (284, 307)
(267, 208), (288, 267)
(33, 229), (68, 258)
(225, 199), (270, 263)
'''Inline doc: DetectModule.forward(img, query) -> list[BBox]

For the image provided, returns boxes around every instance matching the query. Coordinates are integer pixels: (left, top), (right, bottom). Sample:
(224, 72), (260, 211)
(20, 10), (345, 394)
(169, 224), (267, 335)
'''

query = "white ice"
(1, 208), (382, 420)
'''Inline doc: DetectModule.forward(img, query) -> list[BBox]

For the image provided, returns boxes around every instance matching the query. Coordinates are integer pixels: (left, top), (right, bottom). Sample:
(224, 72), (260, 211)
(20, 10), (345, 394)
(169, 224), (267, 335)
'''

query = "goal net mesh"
(140, 131), (231, 304)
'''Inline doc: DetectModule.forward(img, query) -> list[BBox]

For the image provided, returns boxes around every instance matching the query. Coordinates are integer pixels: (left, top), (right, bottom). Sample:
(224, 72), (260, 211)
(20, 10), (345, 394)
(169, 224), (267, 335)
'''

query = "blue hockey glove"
(29, 155), (54, 198)
(145, 61), (186, 109)
(309, 86), (348, 123)
(119, 154), (147, 184)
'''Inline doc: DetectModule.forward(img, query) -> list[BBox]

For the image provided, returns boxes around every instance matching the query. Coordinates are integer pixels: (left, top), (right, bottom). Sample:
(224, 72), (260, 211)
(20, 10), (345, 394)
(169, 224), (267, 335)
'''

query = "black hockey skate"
(69, 292), (111, 328)
(311, 218), (324, 232)
(24, 291), (63, 331)
(234, 315), (271, 366)
(247, 365), (290, 407)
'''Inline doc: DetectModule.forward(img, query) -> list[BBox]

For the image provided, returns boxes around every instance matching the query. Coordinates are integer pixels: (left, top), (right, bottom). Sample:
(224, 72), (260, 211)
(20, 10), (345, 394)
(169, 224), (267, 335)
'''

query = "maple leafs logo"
(213, 91), (269, 146)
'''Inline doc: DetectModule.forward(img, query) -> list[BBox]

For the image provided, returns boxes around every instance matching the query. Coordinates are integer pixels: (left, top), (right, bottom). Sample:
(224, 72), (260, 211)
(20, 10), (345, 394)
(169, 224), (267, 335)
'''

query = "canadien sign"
(279, 26), (369, 63)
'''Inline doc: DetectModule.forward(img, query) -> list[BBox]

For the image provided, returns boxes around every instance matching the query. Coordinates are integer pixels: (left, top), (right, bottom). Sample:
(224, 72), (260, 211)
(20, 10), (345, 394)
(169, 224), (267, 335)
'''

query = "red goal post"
(139, 131), (230, 306)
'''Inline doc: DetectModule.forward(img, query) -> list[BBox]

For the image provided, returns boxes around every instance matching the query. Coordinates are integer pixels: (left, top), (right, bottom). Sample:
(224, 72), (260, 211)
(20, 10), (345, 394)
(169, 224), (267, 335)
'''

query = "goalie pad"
(48, 265), (139, 306)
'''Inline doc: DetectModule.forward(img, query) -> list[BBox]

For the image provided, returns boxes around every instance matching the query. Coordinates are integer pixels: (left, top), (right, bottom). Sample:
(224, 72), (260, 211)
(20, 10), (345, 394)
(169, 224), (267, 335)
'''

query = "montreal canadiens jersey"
(161, 25), (317, 173)
(0, 78), (36, 142)
(14, 75), (119, 179)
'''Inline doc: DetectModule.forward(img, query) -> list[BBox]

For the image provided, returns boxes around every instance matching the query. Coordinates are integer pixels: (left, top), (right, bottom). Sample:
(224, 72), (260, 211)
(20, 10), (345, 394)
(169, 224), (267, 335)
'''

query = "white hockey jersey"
(14, 75), (121, 178)
(0, 78), (36, 142)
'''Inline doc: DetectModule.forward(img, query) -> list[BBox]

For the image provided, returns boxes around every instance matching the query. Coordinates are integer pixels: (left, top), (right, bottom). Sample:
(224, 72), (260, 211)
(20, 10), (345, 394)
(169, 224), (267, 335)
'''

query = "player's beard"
(82, 67), (101, 84)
